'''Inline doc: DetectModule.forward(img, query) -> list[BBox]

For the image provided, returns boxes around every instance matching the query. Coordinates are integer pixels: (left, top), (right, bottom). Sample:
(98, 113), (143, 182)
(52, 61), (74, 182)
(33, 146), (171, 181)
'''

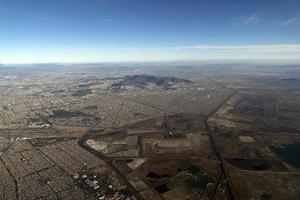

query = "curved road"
(78, 132), (144, 200)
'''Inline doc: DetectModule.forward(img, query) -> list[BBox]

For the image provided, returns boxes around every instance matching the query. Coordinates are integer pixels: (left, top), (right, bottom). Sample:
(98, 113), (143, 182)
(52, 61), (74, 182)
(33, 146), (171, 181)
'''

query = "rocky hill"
(109, 74), (192, 91)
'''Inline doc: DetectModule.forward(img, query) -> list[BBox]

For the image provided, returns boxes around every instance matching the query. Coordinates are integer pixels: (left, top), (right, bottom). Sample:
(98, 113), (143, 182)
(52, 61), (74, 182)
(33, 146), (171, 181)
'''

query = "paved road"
(204, 89), (238, 200)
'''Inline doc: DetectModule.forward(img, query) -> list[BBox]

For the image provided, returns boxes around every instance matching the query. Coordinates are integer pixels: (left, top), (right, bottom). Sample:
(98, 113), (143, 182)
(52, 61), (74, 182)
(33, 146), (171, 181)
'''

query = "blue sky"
(0, 0), (300, 63)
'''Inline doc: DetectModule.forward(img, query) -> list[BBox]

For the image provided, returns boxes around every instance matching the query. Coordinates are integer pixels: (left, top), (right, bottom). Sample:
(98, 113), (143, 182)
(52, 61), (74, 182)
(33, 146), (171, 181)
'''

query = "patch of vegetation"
(154, 184), (170, 193)
(50, 109), (94, 118)
(225, 158), (273, 170)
